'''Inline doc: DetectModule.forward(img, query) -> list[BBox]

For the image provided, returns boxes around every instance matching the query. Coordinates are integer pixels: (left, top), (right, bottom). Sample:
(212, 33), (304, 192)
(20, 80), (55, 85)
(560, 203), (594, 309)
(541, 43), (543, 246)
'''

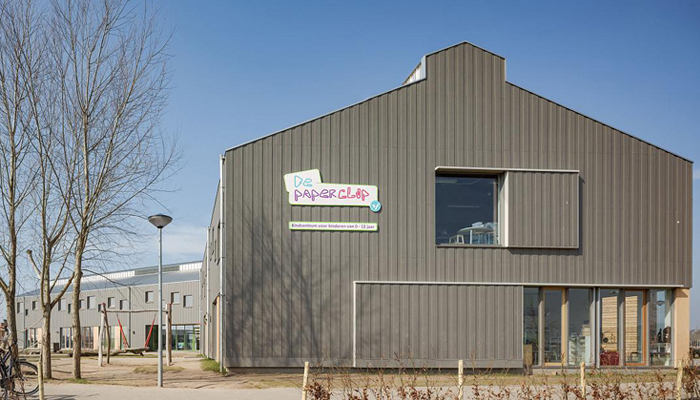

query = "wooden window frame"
(623, 289), (648, 367)
(543, 287), (567, 367)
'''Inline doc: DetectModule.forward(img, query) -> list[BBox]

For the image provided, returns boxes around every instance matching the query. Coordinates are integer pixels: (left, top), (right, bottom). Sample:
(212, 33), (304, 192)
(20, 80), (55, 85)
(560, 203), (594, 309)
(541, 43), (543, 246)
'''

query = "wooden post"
(676, 361), (684, 400)
(38, 342), (44, 400)
(301, 361), (310, 400)
(105, 309), (111, 365)
(166, 303), (172, 366)
(458, 359), (464, 399)
(98, 310), (105, 367)
(580, 362), (586, 398)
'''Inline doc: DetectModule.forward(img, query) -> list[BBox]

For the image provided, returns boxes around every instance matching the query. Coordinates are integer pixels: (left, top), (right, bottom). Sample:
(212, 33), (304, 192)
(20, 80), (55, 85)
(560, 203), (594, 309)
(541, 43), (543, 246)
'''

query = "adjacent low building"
(202, 41), (692, 369)
(17, 261), (201, 352)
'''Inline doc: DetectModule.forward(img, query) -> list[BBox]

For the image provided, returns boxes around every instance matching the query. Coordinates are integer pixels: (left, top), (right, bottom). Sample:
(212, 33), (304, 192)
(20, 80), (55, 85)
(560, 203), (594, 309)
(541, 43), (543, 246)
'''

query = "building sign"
(284, 169), (381, 212)
(289, 221), (378, 231)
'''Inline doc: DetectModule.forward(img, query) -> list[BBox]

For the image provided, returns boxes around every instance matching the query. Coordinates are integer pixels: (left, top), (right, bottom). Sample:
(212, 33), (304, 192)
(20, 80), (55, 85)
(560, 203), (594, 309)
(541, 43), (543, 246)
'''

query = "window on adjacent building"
(68, 303), (72, 314)
(120, 299), (128, 310)
(87, 296), (95, 309)
(58, 299), (66, 311)
(108, 297), (115, 309)
(171, 292), (181, 305)
(145, 291), (154, 303)
(435, 174), (499, 245)
(183, 295), (193, 308)
(31, 301), (37, 310)
(98, 304), (102, 312)
(16, 303), (21, 314)
(79, 299), (85, 310)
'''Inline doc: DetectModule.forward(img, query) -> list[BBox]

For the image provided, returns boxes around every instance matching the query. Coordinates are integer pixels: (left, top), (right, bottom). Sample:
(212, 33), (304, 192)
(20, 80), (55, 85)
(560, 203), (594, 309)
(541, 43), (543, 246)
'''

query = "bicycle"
(0, 340), (39, 399)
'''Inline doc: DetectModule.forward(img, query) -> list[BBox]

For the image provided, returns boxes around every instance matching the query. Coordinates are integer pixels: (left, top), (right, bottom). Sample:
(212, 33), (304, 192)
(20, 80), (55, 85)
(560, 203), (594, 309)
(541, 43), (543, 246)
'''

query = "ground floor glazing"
(524, 287), (673, 368)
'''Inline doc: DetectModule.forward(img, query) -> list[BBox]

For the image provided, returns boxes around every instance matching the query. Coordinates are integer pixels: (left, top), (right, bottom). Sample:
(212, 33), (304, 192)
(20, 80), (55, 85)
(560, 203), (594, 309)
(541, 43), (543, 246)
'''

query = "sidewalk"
(44, 383), (302, 400)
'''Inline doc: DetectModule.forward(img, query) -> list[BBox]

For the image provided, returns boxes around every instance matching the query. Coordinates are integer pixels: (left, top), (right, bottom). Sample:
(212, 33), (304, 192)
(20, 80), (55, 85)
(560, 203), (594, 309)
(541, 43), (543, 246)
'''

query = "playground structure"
(96, 302), (174, 366)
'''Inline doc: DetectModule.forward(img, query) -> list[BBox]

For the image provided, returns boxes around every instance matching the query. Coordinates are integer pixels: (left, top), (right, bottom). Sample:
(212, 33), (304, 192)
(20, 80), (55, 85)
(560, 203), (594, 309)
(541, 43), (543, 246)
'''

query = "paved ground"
(38, 352), (304, 389)
(43, 383), (302, 400)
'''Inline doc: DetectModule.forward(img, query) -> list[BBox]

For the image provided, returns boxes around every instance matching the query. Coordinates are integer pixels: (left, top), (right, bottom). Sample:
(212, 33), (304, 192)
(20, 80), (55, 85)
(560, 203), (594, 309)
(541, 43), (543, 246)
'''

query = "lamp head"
(148, 214), (173, 229)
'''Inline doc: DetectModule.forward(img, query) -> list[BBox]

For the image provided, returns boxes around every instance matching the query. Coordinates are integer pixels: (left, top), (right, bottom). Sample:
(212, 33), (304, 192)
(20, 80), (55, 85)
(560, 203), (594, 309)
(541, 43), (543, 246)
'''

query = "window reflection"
(600, 289), (620, 366)
(568, 289), (592, 365)
(649, 289), (672, 366)
(523, 288), (540, 366)
(625, 291), (644, 364)
(544, 289), (563, 363)
(435, 175), (499, 245)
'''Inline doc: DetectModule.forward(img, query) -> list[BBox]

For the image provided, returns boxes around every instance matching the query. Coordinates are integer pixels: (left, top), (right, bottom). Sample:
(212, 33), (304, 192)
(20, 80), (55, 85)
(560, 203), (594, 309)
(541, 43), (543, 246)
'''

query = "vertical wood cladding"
(355, 283), (522, 368)
(223, 42), (692, 367)
(508, 171), (580, 248)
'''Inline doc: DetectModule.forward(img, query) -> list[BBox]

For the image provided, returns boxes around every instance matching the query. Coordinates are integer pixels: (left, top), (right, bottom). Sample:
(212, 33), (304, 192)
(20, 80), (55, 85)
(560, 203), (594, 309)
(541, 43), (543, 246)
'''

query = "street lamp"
(148, 213), (172, 388)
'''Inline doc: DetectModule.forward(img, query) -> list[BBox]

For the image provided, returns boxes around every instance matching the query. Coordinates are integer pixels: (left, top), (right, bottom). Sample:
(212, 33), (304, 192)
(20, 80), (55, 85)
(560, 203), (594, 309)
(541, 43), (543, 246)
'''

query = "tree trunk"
(71, 268), (82, 379)
(5, 300), (17, 349)
(42, 309), (52, 379)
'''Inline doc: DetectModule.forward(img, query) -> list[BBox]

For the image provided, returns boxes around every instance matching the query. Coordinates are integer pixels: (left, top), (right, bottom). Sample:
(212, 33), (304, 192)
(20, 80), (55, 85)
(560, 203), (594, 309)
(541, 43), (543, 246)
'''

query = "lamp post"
(148, 214), (172, 388)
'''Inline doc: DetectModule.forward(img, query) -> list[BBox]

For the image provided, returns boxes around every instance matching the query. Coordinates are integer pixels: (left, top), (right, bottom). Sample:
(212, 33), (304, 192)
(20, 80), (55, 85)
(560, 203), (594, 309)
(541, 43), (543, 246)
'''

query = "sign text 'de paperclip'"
(283, 169), (381, 212)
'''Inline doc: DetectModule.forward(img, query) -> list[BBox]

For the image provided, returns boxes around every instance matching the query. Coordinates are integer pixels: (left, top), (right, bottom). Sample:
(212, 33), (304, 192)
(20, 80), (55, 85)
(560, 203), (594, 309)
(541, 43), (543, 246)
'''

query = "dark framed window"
(108, 297), (115, 309)
(183, 295), (193, 308)
(145, 291), (154, 303)
(120, 299), (128, 310)
(435, 174), (499, 245)
(171, 292), (181, 305)
(87, 296), (95, 309)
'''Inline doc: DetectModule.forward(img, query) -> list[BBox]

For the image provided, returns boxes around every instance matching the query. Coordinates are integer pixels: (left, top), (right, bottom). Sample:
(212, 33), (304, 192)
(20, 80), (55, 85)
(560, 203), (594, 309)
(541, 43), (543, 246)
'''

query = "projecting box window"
(435, 174), (500, 245)
(145, 291), (154, 303)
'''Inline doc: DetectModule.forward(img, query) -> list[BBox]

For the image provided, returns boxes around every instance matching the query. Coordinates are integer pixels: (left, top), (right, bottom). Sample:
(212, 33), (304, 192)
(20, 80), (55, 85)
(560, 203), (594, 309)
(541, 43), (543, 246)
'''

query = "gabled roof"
(224, 40), (692, 164)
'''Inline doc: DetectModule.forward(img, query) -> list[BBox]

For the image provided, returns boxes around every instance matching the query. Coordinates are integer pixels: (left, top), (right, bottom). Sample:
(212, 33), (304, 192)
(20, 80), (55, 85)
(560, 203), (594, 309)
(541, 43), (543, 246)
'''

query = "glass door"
(543, 288), (565, 365)
(649, 289), (672, 366)
(567, 288), (593, 366)
(625, 290), (646, 366)
(523, 288), (540, 366)
(599, 289), (620, 366)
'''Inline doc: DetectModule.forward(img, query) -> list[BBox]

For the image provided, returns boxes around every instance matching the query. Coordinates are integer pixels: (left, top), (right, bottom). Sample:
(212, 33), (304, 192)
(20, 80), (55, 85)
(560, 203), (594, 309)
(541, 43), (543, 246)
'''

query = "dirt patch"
(43, 352), (303, 389)
(134, 365), (185, 374)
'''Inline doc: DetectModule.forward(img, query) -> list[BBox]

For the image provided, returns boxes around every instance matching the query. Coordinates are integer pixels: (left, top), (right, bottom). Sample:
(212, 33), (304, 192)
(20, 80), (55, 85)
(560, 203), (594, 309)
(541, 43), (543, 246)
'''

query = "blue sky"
(138, 1), (700, 323)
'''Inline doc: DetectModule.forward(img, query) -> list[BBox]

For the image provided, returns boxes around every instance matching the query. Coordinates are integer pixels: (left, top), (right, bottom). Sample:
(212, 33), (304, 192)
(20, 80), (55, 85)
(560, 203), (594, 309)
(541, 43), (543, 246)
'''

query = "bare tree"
(24, 19), (77, 376)
(50, 0), (175, 378)
(0, 0), (39, 350)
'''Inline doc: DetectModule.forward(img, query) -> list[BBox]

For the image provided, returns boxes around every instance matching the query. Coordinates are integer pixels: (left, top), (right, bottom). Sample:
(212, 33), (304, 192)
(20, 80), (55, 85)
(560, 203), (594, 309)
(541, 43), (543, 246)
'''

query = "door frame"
(623, 289), (647, 367)
(542, 287), (567, 366)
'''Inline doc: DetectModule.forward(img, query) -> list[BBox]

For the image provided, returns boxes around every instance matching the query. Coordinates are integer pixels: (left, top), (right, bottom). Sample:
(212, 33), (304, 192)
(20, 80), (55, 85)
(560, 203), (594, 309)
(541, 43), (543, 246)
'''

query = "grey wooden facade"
(17, 262), (202, 352)
(206, 42), (692, 368)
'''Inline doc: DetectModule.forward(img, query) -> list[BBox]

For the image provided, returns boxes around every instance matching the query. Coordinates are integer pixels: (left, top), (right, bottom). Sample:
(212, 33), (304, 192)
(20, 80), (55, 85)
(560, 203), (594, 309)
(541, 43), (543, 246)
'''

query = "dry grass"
(304, 359), (700, 400)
